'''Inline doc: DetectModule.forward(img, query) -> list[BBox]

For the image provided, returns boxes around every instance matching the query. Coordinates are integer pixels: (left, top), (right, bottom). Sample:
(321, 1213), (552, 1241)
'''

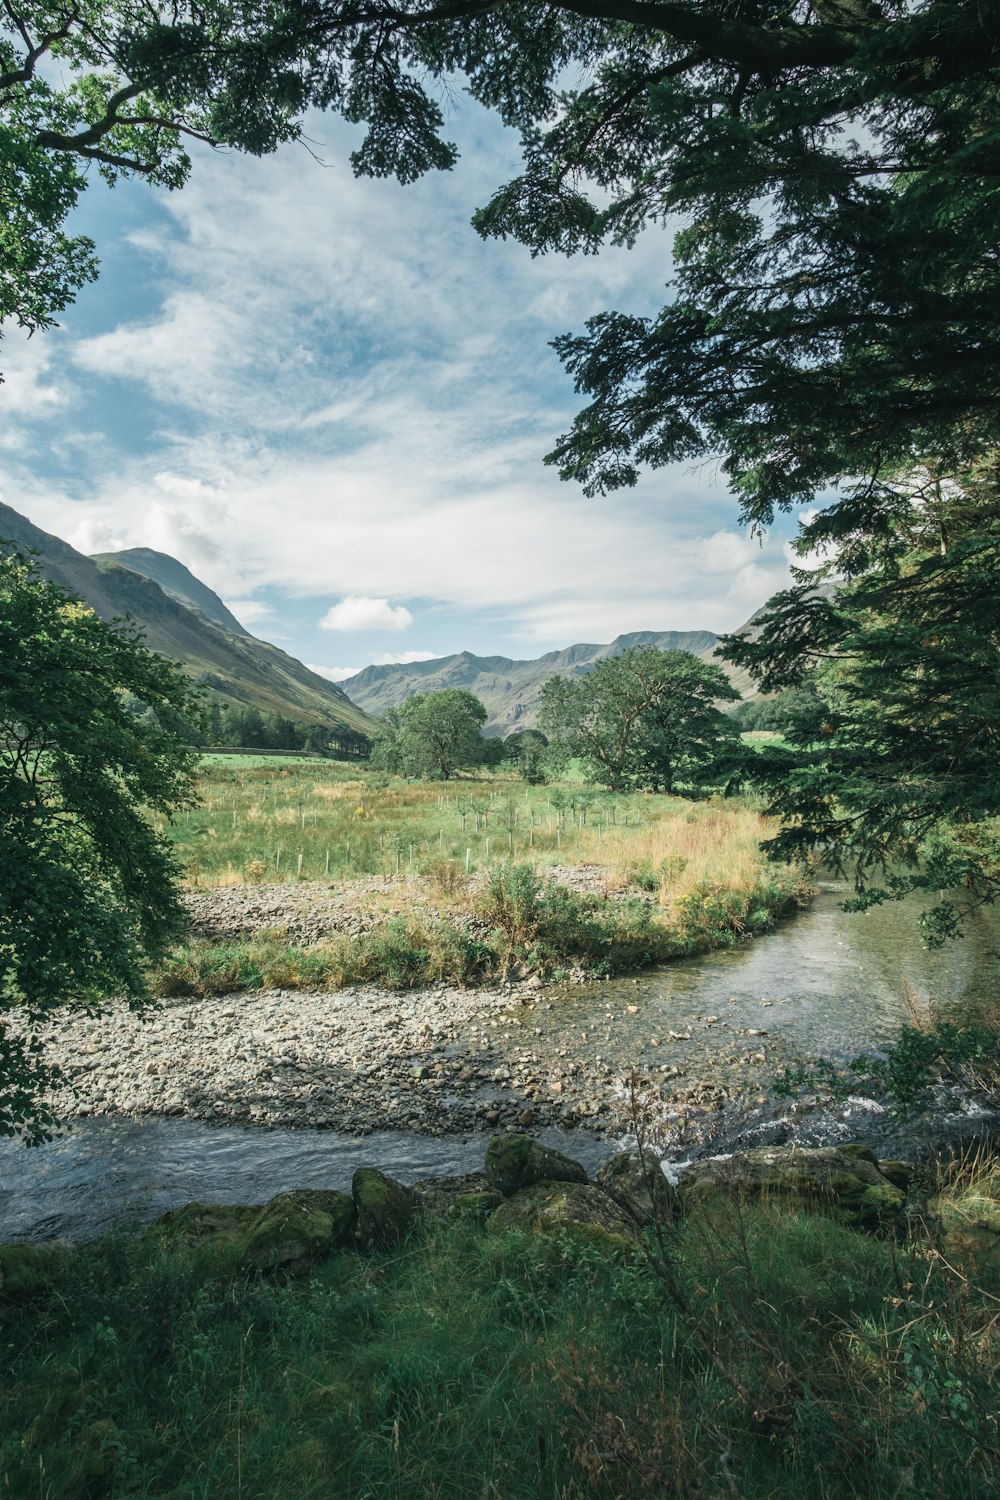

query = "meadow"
(165, 756), (801, 905)
(152, 758), (814, 995)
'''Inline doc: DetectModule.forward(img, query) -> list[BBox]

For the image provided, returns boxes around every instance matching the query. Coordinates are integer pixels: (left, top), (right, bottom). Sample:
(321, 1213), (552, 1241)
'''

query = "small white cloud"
(306, 663), (362, 682)
(372, 650), (437, 666)
(319, 596), (414, 632)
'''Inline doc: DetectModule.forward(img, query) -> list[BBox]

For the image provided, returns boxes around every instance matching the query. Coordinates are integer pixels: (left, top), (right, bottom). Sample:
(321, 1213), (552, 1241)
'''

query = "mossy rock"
(76, 1419), (120, 1483)
(241, 1189), (356, 1272)
(0, 1239), (74, 1302)
(678, 1147), (905, 1228)
(929, 1175), (1000, 1269)
(352, 1168), (415, 1248)
(487, 1180), (644, 1255)
(146, 1202), (262, 1268)
(878, 1160), (914, 1192)
(485, 1135), (588, 1197)
(454, 1190), (504, 1219)
(411, 1171), (495, 1218)
(596, 1151), (678, 1227)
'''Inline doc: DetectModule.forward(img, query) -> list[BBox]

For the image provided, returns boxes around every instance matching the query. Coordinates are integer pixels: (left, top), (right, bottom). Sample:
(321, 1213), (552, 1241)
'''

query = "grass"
(161, 760), (791, 898)
(150, 762), (813, 994)
(3, 1183), (1000, 1498)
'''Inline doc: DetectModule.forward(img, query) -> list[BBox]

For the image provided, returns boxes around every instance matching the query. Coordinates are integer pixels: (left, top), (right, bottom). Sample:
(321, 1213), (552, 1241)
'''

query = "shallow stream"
(2, 878), (998, 1243)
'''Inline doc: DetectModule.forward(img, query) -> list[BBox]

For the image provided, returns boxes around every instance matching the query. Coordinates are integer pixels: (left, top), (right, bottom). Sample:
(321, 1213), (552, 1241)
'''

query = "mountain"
(0, 504), (375, 737)
(341, 629), (731, 735)
(91, 547), (250, 636)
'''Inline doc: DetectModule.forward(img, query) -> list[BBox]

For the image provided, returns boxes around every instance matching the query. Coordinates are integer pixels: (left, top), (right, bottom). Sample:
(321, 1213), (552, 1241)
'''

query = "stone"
(485, 1134), (588, 1197)
(241, 1190), (356, 1271)
(0, 1240), (75, 1302)
(77, 1420), (120, 1482)
(596, 1150), (678, 1227)
(148, 1202), (262, 1257)
(488, 1181), (644, 1255)
(928, 1173), (1000, 1270)
(352, 1168), (415, 1248)
(677, 1146), (905, 1228)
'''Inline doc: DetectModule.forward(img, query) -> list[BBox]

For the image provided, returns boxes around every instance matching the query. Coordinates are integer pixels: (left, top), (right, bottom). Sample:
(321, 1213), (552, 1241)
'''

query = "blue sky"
(1, 100), (797, 682)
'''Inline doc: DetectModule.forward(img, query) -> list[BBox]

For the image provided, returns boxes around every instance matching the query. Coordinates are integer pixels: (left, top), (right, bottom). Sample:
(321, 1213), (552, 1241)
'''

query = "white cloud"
(319, 596), (414, 632)
(0, 333), (74, 443)
(7, 105), (798, 656)
(372, 650), (437, 666)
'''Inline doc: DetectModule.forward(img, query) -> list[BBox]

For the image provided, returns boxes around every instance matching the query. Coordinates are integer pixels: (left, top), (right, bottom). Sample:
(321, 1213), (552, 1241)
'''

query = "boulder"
(411, 1172), (500, 1218)
(596, 1150), (678, 1227)
(678, 1145), (906, 1227)
(488, 1180), (643, 1255)
(149, 1192), (354, 1273)
(147, 1202), (261, 1262)
(241, 1190), (356, 1271)
(0, 1240), (75, 1303)
(928, 1172), (1000, 1271)
(352, 1168), (415, 1248)
(485, 1135), (588, 1197)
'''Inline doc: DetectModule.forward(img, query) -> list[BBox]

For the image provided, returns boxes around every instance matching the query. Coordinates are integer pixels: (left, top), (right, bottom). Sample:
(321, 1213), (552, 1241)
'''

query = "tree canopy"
(539, 645), (741, 793)
(5, 0), (998, 533)
(723, 459), (1000, 942)
(0, 552), (201, 1141)
(369, 688), (488, 779)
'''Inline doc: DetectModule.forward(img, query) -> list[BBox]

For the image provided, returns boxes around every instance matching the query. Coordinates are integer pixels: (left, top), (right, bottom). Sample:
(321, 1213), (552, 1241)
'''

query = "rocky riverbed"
(32, 976), (757, 1140)
(19, 877), (896, 1148)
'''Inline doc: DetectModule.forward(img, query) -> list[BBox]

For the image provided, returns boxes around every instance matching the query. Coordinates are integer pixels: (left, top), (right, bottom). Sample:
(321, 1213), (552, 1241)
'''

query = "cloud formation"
(319, 596), (415, 632)
(4, 106), (797, 661)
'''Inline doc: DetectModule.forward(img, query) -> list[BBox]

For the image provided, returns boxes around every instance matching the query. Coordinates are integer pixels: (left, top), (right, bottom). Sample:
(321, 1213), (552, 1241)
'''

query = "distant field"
(161, 760), (803, 909)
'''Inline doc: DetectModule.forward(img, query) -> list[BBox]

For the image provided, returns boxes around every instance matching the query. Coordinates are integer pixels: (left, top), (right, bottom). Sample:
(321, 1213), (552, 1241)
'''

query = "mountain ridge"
(0, 503), (375, 738)
(341, 629), (732, 734)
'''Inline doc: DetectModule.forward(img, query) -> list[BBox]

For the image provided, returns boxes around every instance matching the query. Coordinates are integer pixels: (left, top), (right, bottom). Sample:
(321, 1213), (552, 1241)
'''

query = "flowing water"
(2, 878), (998, 1243)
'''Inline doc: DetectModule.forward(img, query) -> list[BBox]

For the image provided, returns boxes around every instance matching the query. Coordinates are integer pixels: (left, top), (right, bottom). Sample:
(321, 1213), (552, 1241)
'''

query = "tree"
(371, 689), (487, 779)
(539, 645), (741, 793)
(4, 0), (997, 519)
(722, 460), (1000, 942)
(0, 552), (201, 1141)
(505, 729), (549, 784)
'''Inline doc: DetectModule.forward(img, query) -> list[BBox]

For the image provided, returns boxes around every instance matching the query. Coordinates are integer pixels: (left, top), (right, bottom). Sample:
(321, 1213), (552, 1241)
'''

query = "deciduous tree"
(370, 689), (488, 779)
(539, 645), (741, 793)
(0, 552), (200, 1140)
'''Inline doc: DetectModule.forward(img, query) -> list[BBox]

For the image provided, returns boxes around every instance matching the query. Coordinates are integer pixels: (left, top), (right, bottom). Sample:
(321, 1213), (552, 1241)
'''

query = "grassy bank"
(3, 1183), (999, 1498)
(151, 763), (813, 994)
(156, 860), (811, 998)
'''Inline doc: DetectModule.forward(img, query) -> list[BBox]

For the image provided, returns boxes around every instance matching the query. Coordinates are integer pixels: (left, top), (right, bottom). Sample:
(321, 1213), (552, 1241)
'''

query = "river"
(2, 878), (998, 1243)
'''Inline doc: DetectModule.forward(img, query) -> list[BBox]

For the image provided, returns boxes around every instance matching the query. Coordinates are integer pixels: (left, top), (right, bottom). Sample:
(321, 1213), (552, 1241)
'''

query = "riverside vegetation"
(152, 756), (813, 999)
(3, 1135), (1000, 1499)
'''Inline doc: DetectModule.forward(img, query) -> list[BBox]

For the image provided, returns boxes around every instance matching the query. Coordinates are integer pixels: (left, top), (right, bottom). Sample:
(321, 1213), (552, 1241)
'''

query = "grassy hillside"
(91, 546), (250, 635)
(0, 503), (376, 736)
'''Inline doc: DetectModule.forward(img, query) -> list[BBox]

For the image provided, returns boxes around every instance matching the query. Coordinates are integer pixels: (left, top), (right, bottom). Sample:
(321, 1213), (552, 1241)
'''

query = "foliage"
(723, 461), (1000, 938)
(503, 728), (549, 783)
(539, 645), (742, 793)
(0, 552), (200, 1140)
(4, 0), (997, 534)
(4, 1184), (1000, 1496)
(195, 699), (369, 757)
(370, 690), (488, 780)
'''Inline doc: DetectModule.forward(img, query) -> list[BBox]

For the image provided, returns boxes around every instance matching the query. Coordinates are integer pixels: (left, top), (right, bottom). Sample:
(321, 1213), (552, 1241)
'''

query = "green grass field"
(4, 1184), (999, 1498)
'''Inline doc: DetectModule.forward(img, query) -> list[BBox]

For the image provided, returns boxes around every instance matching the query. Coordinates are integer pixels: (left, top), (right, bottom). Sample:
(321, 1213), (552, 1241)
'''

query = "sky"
(1, 98), (798, 684)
